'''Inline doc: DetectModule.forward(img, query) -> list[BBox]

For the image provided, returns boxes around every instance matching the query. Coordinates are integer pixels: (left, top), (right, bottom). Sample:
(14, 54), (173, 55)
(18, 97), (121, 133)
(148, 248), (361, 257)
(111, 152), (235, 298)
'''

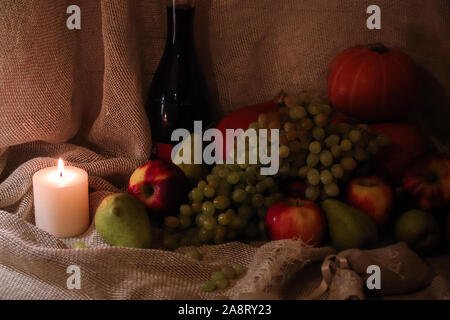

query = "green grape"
(221, 266), (237, 280)
(191, 187), (204, 202)
(202, 280), (216, 292)
(217, 180), (231, 196)
(314, 114), (329, 127)
(324, 183), (340, 197)
(306, 153), (319, 167)
(320, 170), (333, 185)
(215, 278), (229, 290)
(319, 150), (333, 167)
(305, 186), (320, 201)
(321, 104), (332, 115)
(202, 201), (216, 216)
(298, 165), (310, 178)
(349, 130), (361, 143)
(218, 167), (230, 178)
(309, 141), (322, 154)
(279, 163), (290, 175)
(257, 207), (267, 219)
(208, 179), (219, 189)
(263, 177), (275, 189)
(180, 204), (193, 216)
(300, 118), (314, 130)
(354, 147), (367, 161)
(197, 180), (207, 189)
(248, 122), (259, 130)
(307, 169), (320, 186)
(238, 206), (253, 220)
(331, 164), (344, 179)
(179, 216), (191, 229)
(256, 181), (267, 193)
(185, 250), (202, 261)
(251, 193), (264, 208)
(203, 186), (216, 198)
(325, 134), (340, 148)
(207, 174), (218, 182)
(341, 157), (357, 171)
(227, 172), (240, 185)
(308, 103), (322, 115)
(232, 189), (247, 203)
(264, 196), (277, 208)
(289, 106), (307, 120)
(245, 166), (257, 176)
(279, 145), (290, 158)
(331, 145), (342, 158)
(337, 123), (351, 135)
(198, 228), (214, 242)
(165, 216), (179, 229)
(188, 191), (193, 201)
(312, 127), (326, 141)
(245, 185), (256, 194)
(232, 264), (246, 276)
(203, 217), (217, 230)
(196, 213), (208, 227)
(218, 212), (232, 226)
(213, 195), (230, 210)
(192, 202), (202, 213)
(211, 271), (225, 282)
(230, 216), (243, 230)
(284, 122), (296, 132)
(340, 139), (352, 152)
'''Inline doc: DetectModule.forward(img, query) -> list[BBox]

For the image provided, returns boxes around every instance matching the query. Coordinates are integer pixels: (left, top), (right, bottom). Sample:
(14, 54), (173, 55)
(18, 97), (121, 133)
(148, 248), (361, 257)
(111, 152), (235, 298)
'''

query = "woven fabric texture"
(0, 0), (449, 299)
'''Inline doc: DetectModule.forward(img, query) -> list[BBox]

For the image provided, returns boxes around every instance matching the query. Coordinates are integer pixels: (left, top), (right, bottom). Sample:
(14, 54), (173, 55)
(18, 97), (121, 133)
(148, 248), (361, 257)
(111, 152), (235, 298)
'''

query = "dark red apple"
(370, 122), (426, 181)
(128, 160), (189, 218)
(265, 198), (326, 246)
(346, 176), (393, 228)
(403, 155), (450, 211)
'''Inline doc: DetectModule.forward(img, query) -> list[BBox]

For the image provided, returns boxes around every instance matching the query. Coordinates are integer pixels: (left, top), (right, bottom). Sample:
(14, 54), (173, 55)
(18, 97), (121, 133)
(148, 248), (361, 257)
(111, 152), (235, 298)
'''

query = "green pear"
(322, 199), (378, 251)
(395, 210), (440, 253)
(95, 193), (152, 249)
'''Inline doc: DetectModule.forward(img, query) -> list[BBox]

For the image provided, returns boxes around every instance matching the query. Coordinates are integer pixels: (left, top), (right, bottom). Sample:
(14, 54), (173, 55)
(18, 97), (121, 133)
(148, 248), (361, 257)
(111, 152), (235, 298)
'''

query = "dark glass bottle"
(146, 0), (211, 161)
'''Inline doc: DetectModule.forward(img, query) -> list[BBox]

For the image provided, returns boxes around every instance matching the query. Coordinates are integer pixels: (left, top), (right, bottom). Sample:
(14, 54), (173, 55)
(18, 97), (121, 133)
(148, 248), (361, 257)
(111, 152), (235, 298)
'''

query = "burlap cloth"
(0, 0), (449, 300)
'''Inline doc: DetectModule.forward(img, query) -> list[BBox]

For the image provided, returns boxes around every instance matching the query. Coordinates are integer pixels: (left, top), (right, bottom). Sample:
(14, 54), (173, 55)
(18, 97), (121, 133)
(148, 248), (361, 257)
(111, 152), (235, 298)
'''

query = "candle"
(32, 158), (89, 238)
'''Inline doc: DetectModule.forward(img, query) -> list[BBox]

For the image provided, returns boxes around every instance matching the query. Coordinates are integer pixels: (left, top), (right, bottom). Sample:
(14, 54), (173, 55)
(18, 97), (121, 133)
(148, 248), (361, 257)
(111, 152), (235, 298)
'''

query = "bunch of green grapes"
(162, 92), (387, 249)
(253, 92), (386, 202)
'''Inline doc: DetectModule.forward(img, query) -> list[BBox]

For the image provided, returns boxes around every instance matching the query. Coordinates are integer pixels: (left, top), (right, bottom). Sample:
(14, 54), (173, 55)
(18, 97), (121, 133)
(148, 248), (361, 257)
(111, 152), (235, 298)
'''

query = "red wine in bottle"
(146, 0), (211, 162)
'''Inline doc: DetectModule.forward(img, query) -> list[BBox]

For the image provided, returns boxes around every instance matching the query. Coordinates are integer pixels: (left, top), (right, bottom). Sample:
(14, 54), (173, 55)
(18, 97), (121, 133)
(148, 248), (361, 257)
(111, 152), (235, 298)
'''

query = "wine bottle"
(146, 0), (211, 162)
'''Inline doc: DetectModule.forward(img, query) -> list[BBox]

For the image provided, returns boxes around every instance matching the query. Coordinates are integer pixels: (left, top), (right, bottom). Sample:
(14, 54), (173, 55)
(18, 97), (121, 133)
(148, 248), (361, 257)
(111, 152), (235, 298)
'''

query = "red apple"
(128, 160), (189, 218)
(346, 176), (393, 228)
(403, 155), (450, 211)
(265, 198), (326, 246)
(370, 122), (426, 181)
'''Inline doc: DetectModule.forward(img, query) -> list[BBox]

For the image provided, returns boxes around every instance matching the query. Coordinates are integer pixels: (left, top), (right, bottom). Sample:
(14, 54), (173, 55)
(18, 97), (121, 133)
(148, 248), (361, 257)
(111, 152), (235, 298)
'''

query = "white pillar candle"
(32, 159), (89, 238)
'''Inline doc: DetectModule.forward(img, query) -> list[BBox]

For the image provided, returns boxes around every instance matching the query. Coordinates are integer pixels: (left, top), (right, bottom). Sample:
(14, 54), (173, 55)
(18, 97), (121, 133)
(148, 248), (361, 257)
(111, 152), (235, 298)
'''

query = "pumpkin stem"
(367, 43), (389, 54)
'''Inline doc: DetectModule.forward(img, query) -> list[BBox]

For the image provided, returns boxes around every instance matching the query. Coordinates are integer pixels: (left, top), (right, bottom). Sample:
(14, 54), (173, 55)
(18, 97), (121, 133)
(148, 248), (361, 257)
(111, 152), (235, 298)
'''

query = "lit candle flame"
(58, 158), (64, 178)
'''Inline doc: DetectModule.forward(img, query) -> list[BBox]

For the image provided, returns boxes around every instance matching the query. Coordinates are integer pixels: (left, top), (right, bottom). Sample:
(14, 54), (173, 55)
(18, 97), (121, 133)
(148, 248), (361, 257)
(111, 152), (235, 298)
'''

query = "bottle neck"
(165, 3), (195, 51)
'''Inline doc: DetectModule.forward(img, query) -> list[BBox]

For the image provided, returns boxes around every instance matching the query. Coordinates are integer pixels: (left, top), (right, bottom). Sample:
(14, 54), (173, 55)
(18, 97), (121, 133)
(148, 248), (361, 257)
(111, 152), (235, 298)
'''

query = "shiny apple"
(265, 198), (326, 246)
(403, 155), (450, 211)
(346, 176), (393, 228)
(128, 160), (189, 218)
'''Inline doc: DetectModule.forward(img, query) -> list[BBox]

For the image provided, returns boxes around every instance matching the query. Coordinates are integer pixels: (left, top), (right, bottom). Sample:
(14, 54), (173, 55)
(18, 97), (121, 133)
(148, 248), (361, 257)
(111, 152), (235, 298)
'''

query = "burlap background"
(0, 0), (449, 299)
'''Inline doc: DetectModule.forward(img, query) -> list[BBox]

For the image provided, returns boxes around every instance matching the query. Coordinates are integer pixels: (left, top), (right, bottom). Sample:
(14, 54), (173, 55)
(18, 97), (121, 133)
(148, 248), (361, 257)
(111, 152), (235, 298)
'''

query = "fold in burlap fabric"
(0, 0), (449, 299)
